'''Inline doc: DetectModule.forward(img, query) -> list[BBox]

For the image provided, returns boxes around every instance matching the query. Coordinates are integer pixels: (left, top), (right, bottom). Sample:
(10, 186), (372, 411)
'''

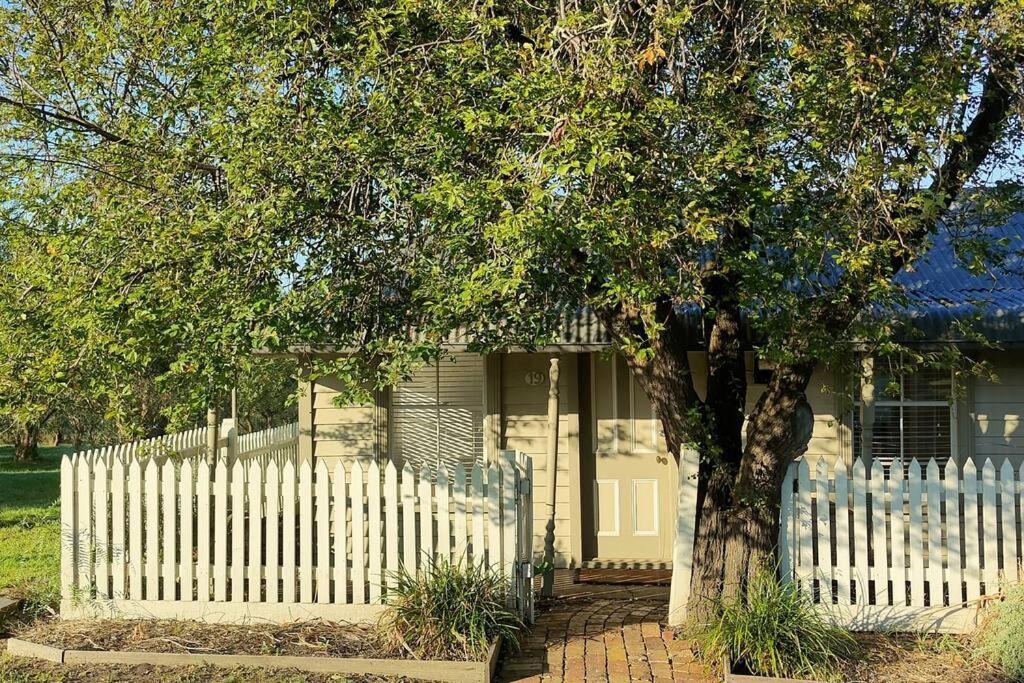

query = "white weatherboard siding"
(500, 353), (576, 567)
(311, 376), (379, 462)
(973, 350), (1024, 468)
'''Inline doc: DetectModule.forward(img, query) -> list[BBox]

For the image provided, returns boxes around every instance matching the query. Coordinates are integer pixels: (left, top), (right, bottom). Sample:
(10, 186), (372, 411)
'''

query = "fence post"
(220, 417), (237, 465)
(206, 408), (218, 467)
(667, 446), (700, 627)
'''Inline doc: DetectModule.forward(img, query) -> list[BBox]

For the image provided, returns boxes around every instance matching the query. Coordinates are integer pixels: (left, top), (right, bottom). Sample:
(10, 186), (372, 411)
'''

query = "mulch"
(14, 617), (402, 660)
(838, 632), (1007, 683)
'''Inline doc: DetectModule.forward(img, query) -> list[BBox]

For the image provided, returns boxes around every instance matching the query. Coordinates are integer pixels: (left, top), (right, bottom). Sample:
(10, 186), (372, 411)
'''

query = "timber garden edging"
(6, 636), (503, 683)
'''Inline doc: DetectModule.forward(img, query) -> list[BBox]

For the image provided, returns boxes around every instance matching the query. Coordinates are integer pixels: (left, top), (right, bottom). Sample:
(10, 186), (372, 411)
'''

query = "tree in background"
(0, 228), (297, 457)
(0, 1), (1020, 613)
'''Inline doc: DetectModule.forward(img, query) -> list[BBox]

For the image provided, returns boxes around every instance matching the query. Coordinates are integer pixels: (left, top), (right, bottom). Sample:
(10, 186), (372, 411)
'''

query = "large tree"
(1, 0), (1021, 613)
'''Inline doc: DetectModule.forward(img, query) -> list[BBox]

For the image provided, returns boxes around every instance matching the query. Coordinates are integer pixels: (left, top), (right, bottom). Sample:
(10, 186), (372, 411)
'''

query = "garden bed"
(720, 632), (1007, 683)
(7, 618), (502, 683)
(838, 633), (1006, 683)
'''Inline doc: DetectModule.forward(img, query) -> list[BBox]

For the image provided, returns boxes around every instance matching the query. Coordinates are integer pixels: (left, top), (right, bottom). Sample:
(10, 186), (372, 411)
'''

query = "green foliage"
(978, 582), (1024, 680)
(0, 446), (61, 610)
(381, 557), (522, 661)
(0, 0), (1019, 415)
(694, 568), (857, 681)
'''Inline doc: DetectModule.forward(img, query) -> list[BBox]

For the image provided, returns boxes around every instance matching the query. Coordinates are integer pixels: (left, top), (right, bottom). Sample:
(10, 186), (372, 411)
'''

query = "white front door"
(587, 354), (676, 562)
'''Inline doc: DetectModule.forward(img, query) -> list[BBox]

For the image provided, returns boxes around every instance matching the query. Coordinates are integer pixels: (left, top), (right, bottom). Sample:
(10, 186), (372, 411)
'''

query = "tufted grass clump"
(381, 557), (523, 661)
(977, 581), (1024, 680)
(694, 567), (857, 681)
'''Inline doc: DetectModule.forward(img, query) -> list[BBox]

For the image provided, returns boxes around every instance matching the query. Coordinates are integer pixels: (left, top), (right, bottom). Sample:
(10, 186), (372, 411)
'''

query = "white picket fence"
(60, 423), (534, 625)
(779, 456), (1023, 632)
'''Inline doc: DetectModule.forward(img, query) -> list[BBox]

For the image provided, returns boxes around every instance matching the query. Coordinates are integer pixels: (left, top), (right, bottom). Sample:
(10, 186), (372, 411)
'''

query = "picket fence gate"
(779, 456), (1023, 632)
(60, 422), (534, 625)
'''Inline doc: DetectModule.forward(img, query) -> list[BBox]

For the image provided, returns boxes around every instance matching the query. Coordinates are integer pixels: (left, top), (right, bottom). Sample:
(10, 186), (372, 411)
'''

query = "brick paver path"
(498, 584), (714, 683)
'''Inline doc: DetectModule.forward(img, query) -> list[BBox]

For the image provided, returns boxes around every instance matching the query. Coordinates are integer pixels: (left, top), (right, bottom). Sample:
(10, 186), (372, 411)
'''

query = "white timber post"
(541, 355), (560, 597)
(221, 417), (237, 464)
(859, 356), (875, 467)
(668, 446), (700, 626)
(206, 407), (219, 467)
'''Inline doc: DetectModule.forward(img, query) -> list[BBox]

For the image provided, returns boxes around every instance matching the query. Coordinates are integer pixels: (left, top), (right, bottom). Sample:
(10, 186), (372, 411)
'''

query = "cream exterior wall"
(299, 348), (1024, 568)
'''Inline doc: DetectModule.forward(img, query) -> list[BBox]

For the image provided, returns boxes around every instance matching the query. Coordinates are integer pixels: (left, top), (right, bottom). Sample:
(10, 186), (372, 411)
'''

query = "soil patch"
(14, 618), (406, 660)
(839, 632), (1007, 683)
(0, 655), (398, 682)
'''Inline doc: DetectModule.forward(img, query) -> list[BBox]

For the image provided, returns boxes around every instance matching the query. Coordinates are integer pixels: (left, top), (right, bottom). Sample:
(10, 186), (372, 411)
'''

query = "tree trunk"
(595, 300), (818, 621)
(687, 361), (816, 619)
(13, 422), (41, 462)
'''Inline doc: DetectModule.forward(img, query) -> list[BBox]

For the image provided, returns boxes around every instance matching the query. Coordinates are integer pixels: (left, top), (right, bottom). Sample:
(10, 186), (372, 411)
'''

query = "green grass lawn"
(0, 446), (72, 607)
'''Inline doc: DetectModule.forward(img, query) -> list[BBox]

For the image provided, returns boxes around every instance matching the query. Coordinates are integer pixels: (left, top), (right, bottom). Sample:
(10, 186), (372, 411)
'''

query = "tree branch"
(0, 94), (222, 176)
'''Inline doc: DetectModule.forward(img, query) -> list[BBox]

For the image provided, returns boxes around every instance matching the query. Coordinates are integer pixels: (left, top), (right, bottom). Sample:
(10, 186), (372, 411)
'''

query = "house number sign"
(524, 371), (546, 386)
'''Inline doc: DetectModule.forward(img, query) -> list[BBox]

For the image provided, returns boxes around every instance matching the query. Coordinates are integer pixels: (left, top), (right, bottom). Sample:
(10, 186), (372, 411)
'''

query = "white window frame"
(853, 366), (958, 466)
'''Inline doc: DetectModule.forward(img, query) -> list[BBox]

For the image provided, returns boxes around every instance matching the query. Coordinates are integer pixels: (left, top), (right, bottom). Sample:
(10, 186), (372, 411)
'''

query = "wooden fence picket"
(266, 459), (280, 603)
(436, 466), (451, 565)
(797, 460), (813, 593)
(852, 459), (868, 604)
(94, 455), (109, 600)
(963, 459), (981, 601)
(320, 459), (336, 604)
(128, 458), (143, 600)
(248, 459), (263, 602)
(402, 463), (416, 573)
(76, 454), (93, 597)
(834, 463), (851, 604)
(333, 461), (348, 603)
(889, 461), (907, 608)
(869, 459), (888, 606)
(351, 460), (366, 605)
(926, 459), (944, 607)
(472, 464), (486, 568)
(453, 464), (468, 563)
(162, 458), (178, 601)
(231, 459), (245, 602)
(368, 461), (382, 602)
(418, 464), (434, 565)
(487, 463), (501, 571)
(999, 460), (1017, 588)
(982, 459), (999, 594)
(384, 461), (398, 590)
(111, 453), (126, 600)
(214, 459), (228, 602)
(778, 464), (795, 583)
(196, 460), (211, 602)
(282, 458), (296, 604)
(60, 456), (75, 602)
(299, 460), (314, 603)
(180, 459), (194, 602)
(944, 458), (962, 606)
(907, 460), (924, 607)
(814, 459), (832, 603)
(144, 457), (159, 600)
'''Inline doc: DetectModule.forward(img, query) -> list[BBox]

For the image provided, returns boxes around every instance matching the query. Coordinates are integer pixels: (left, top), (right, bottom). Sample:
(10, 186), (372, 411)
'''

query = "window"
(851, 366), (954, 469)
(390, 354), (485, 470)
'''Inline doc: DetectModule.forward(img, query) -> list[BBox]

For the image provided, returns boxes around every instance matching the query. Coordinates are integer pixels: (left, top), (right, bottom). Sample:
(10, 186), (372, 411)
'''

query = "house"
(270, 212), (1024, 574)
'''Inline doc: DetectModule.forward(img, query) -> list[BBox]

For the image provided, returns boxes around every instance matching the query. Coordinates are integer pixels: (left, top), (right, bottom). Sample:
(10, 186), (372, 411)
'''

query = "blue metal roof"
(893, 212), (1024, 342)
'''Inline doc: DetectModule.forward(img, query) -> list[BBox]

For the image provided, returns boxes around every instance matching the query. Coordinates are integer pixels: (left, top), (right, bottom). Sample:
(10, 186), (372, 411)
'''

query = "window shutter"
(391, 353), (484, 470)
